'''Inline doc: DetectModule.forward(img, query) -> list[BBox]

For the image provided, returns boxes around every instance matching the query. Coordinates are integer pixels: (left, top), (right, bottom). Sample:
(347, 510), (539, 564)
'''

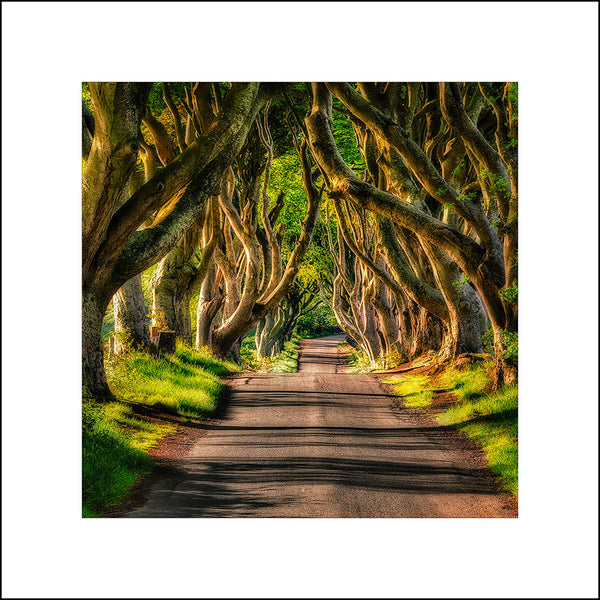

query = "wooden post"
(156, 331), (176, 353)
(150, 326), (160, 345)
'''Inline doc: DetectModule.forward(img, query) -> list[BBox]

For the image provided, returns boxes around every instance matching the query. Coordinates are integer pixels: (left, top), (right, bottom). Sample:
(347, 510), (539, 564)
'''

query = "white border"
(2, 2), (598, 598)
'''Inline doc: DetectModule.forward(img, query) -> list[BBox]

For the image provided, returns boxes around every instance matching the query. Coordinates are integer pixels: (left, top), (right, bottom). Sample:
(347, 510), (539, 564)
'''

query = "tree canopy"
(82, 81), (518, 400)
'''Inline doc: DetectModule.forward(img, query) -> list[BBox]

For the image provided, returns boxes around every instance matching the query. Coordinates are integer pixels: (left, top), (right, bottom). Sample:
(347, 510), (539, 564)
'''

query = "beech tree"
(83, 81), (518, 399)
(207, 116), (322, 359)
(255, 284), (321, 356)
(112, 274), (151, 354)
(82, 82), (279, 399)
(133, 88), (323, 363)
(305, 82), (517, 383)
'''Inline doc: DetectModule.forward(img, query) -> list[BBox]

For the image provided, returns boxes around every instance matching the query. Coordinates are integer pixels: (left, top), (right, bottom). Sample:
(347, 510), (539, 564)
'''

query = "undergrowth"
(437, 368), (518, 496)
(381, 358), (518, 498)
(82, 400), (161, 517)
(241, 336), (301, 373)
(83, 342), (240, 517)
(343, 344), (430, 373)
(106, 341), (240, 418)
(384, 374), (435, 407)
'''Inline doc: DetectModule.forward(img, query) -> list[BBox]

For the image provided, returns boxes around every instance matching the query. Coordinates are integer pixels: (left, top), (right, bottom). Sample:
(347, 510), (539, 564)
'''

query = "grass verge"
(383, 360), (518, 498)
(241, 336), (301, 373)
(342, 344), (431, 374)
(83, 342), (241, 517)
(384, 373), (435, 407)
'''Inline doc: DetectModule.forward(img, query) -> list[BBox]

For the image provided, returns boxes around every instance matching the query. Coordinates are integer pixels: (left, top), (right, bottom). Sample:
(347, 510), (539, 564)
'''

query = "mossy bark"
(83, 83), (272, 399)
(113, 274), (151, 353)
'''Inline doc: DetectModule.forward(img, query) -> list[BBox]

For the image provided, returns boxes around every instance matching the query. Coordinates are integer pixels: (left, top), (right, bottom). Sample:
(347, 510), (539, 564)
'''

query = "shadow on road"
(139, 454), (500, 517)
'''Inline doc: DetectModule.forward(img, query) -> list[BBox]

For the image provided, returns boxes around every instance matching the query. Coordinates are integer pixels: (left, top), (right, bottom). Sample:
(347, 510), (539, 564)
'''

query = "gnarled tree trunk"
(113, 273), (151, 354)
(82, 287), (112, 399)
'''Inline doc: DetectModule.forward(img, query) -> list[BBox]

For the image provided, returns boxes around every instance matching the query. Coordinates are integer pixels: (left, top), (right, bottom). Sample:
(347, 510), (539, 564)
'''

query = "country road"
(124, 335), (516, 518)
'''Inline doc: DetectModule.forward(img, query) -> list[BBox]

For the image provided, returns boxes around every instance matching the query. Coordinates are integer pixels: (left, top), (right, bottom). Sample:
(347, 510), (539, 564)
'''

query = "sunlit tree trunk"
(113, 274), (151, 354)
(82, 287), (112, 399)
(82, 82), (272, 400)
(370, 269), (401, 356)
(195, 260), (221, 348)
(150, 222), (202, 345)
(307, 82), (516, 385)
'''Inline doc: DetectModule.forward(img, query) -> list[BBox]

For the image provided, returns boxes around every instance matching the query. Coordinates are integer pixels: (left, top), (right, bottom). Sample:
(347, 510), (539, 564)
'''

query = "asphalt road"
(125, 335), (516, 518)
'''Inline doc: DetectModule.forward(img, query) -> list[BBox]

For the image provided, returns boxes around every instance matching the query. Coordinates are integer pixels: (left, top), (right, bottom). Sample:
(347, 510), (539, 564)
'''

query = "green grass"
(241, 336), (301, 373)
(344, 345), (428, 373)
(436, 376), (518, 497)
(271, 337), (301, 372)
(82, 400), (156, 517)
(83, 342), (240, 517)
(383, 359), (518, 498)
(106, 341), (241, 419)
(438, 363), (490, 403)
(383, 374), (435, 407)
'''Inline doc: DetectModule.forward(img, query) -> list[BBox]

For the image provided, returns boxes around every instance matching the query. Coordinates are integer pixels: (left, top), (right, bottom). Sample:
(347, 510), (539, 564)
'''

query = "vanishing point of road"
(125, 335), (517, 518)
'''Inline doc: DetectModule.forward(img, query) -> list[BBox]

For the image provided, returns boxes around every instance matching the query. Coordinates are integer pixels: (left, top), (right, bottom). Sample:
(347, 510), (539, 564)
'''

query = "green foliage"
(481, 329), (494, 353)
(507, 82), (518, 104)
(297, 209), (336, 287)
(488, 172), (509, 195)
(500, 331), (518, 365)
(268, 149), (307, 257)
(141, 265), (156, 312)
(295, 303), (337, 338)
(457, 192), (478, 202)
(101, 302), (115, 342)
(452, 273), (471, 287)
(331, 98), (366, 177)
(481, 329), (518, 365)
(499, 280), (518, 304)
(452, 161), (466, 176)
(241, 336), (301, 373)
(141, 82), (189, 151)
(82, 82), (92, 110)
(268, 147), (335, 285)
(478, 170), (509, 194)
(113, 328), (134, 353)
(507, 82), (518, 124)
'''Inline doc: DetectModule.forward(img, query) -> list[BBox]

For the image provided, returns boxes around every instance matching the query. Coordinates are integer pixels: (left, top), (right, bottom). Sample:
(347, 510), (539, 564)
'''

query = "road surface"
(124, 335), (516, 518)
